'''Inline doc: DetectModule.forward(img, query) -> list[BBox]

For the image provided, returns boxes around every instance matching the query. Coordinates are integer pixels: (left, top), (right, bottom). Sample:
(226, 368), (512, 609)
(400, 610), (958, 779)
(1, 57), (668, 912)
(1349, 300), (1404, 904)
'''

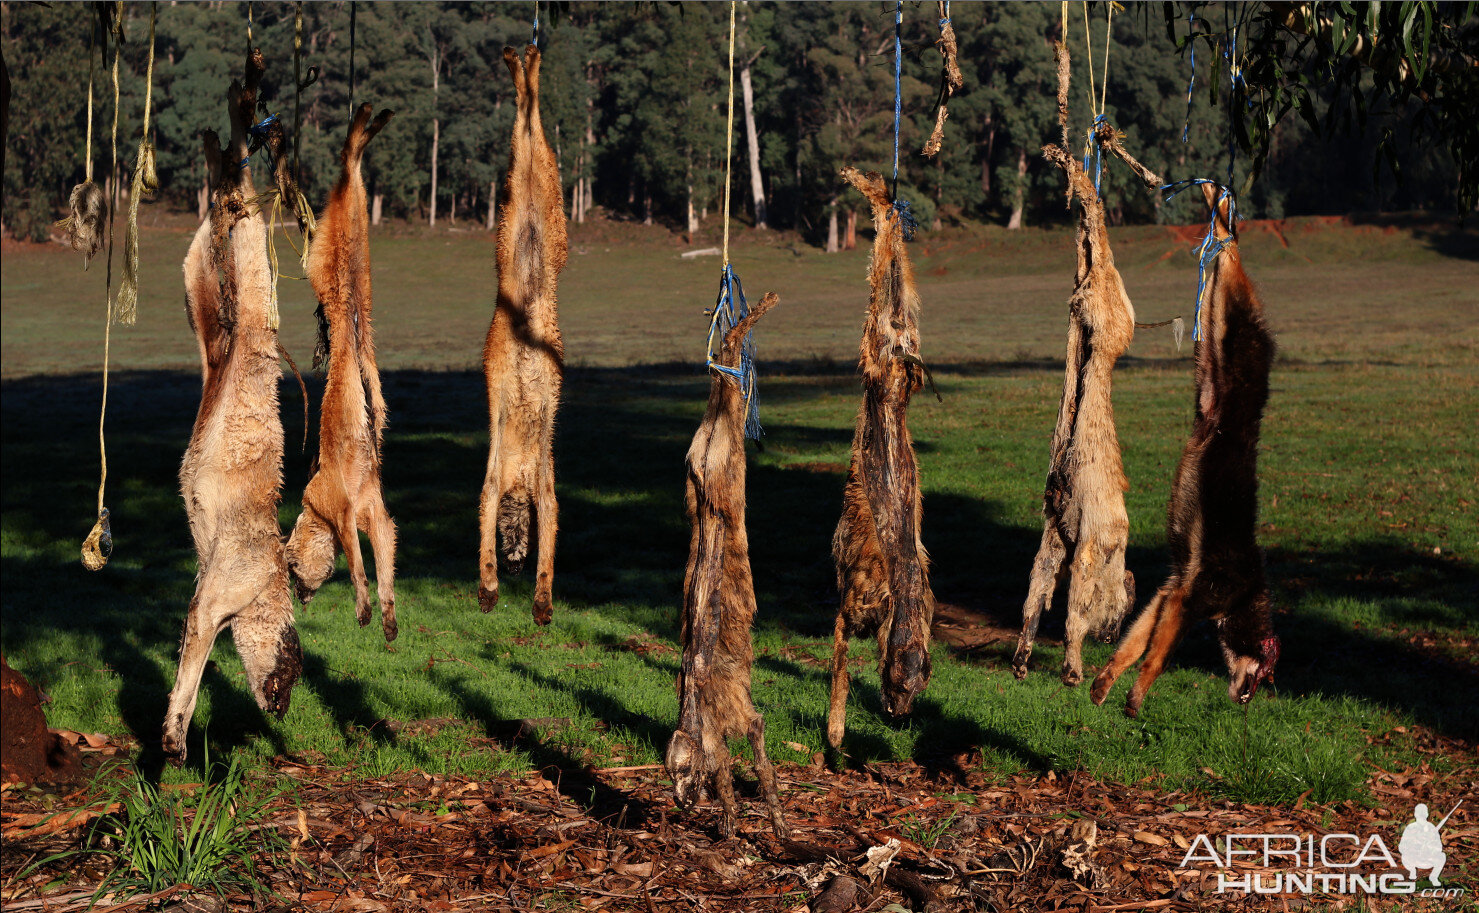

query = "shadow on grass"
(2, 365), (1475, 773)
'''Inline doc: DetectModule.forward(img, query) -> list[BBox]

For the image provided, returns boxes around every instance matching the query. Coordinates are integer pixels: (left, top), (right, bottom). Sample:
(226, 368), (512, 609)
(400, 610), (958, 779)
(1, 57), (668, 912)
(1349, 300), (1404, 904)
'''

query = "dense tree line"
(2, 2), (1467, 245)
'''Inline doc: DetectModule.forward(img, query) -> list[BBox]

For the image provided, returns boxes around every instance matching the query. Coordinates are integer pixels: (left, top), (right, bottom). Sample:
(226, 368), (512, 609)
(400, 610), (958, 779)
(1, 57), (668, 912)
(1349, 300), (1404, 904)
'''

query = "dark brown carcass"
(285, 103), (399, 643)
(665, 292), (788, 840)
(479, 46), (567, 626)
(164, 52), (300, 763)
(827, 167), (936, 751)
(1091, 184), (1279, 718)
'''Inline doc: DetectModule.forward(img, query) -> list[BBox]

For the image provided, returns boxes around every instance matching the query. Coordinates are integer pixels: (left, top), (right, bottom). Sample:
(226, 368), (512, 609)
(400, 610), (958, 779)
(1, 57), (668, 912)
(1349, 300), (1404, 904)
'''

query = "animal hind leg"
(1090, 586), (1171, 706)
(478, 431), (503, 612)
(162, 566), (259, 763)
(1014, 523), (1068, 679)
(530, 447), (558, 626)
(337, 502), (373, 629)
(1125, 588), (1189, 718)
(363, 490), (398, 641)
(1061, 543), (1103, 686)
(826, 610), (852, 751)
(746, 713), (790, 839)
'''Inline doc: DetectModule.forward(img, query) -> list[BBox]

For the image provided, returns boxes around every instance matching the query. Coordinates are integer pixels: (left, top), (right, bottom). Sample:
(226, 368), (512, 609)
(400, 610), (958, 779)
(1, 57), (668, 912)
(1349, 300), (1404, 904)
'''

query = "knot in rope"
(705, 264), (762, 440)
(1161, 178), (1236, 342)
(1083, 113), (1107, 194)
(892, 199), (918, 242)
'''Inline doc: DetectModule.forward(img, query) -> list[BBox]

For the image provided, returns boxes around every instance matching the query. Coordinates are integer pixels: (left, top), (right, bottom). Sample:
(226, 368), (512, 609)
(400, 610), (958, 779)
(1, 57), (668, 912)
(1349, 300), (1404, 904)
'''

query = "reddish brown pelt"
(827, 167), (936, 752)
(164, 51), (300, 765)
(665, 293), (788, 841)
(1, 655), (80, 787)
(1092, 184), (1279, 718)
(479, 45), (567, 626)
(285, 103), (399, 643)
(1012, 48), (1137, 689)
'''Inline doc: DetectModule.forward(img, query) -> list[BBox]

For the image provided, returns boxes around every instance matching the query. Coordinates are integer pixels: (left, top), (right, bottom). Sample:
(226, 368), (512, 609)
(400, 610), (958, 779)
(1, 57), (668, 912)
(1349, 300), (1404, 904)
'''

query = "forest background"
(1, 0), (1467, 247)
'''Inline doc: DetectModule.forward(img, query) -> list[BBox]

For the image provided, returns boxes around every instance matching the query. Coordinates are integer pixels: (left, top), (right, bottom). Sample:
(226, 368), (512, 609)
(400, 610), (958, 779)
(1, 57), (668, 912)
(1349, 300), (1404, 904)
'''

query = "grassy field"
(1, 211), (1475, 808)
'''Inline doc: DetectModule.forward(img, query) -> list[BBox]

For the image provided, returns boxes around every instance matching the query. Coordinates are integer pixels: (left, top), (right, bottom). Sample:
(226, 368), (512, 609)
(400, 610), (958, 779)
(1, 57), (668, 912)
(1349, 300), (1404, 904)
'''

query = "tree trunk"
(429, 47), (441, 227)
(981, 115), (996, 197)
(1006, 146), (1027, 230)
(585, 95), (596, 216)
(844, 209), (857, 250)
(486, 177), (497, 230)
(826, 196), (839, 253)
(644, 191), (653, 226)
(687, 182), (699, 237)
(372, 193), (383, 226)
(197, 175), (208, 220)
(740, 57), (767, 229)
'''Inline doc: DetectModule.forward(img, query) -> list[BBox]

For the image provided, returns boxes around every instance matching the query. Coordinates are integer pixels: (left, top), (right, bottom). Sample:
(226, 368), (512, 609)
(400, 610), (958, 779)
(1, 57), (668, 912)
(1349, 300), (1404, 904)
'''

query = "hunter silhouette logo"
(1179, 799), (1467, 898)
(1400, 801), (1461, 887)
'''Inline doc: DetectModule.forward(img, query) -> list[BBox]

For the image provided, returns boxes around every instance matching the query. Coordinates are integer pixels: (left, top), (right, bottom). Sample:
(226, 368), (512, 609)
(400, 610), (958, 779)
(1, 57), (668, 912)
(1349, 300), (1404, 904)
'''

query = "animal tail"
(497, 489), (532, 575)
(277, 341), (310, 453)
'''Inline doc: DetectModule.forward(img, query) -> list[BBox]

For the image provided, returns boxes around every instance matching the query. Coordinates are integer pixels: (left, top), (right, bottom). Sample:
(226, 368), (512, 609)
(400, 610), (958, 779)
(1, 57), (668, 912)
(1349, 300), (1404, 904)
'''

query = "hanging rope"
(704, 1), (760, 440)
(291, 2), (319, 263)
(1181, 7), (1199, 143)
(890, 0), (916, 240)
(82, 3), (126, 571)
(54, 14), (106, 263)
(113, 1), (157, 327)
(531, 0), (540, 48)
(348, 1), (357, 117)
(1078, 1), (1114, 195)
(1161, 178), (1235, 343)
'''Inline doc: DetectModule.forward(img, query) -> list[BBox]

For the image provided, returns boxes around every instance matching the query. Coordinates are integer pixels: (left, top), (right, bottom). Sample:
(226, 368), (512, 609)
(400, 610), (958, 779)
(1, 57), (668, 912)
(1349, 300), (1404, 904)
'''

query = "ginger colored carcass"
(479, 45), (567, 626)
(164, 52), (300, 763)
(285, 103), (398, 642)
(827, 167), (936, 751)
(1092, 185), (1279, 718)
(665, 292), (788, 840)
(1012, 45), (1137, 687)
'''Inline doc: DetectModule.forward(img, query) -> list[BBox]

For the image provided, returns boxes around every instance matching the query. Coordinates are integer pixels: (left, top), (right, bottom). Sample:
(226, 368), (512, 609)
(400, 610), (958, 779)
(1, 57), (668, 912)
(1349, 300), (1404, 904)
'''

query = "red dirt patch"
(0, 656), (80, 787)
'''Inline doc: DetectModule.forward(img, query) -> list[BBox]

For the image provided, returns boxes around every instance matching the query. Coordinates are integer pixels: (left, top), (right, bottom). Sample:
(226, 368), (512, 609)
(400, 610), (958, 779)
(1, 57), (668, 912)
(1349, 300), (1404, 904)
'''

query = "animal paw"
(477, 585), (498, 614)
(1061, 667), (1084, 687)
(531, 593), (553, 626)
(382, 608), (398, 643)
(1089, 674), (1112, 706)
(291, 575), (318, 604)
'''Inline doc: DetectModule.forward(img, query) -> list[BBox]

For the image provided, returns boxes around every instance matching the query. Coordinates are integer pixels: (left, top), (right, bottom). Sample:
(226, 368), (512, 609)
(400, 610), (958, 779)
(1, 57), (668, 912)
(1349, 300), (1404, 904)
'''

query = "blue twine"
(531, 2), (539, 47)
(1161, 179), (1237, 342)
(1182, 11), (1198, 143)
(1082, 113), (1106, 195)
(704, 263), (762, 440)
(939, 0), (949, 29)
(248, 112), (279, 140)
(890, 0), (915, 240)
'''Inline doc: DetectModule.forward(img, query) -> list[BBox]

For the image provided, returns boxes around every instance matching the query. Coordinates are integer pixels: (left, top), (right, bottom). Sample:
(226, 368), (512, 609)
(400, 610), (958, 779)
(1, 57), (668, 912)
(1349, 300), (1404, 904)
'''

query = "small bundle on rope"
(113, 1), (158, 327)
(921, 0), (962, 158)
(54, 6), (109, 263)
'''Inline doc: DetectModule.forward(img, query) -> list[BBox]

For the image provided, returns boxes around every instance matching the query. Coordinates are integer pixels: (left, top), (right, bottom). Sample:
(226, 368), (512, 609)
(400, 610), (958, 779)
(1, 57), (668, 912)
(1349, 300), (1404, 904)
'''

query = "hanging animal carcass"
(827, 167), (936, 752)
(164, 52), (300, 762)
(1011, 66), (1138, 688)
(666, 292), (788, 840)
(479, 45), (567, 626)
(285, 103), (399, 643)
(1091, 184), (1279, 717)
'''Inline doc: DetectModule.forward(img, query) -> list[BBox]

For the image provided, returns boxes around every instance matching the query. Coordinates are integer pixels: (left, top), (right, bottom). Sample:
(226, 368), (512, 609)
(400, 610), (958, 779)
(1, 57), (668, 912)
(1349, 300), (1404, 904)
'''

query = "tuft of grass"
(28, 751), (287, 904)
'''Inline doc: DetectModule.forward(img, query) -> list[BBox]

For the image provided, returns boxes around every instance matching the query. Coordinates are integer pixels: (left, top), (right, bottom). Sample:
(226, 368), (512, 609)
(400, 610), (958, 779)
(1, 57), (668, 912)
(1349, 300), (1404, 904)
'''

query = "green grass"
(2, 212), (1475, 805)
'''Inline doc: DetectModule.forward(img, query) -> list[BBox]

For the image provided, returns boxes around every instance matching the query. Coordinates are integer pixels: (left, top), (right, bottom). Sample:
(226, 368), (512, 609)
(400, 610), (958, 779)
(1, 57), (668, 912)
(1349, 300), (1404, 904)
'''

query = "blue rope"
(1082, 113), (1107, 195)
(890, 0), (916, 240)
(939, 0), (949, 29)
(531, 1), (539, 48)
(1182, 10), (1198, 143)
(1162, 179), (1237, 343)
(704, 263), (762, 440)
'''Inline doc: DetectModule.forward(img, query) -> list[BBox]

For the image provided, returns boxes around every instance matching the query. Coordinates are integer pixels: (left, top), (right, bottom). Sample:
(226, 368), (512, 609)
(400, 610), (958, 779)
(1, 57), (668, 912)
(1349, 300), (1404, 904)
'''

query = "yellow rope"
(1100, 1), (1113, 117)
(721, 0), (736, 267)
(114, 2), (157, 326)
(84, 22), (95, 184)
(83, 6), (125, 571)
(1082, 2), (1095, 114)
